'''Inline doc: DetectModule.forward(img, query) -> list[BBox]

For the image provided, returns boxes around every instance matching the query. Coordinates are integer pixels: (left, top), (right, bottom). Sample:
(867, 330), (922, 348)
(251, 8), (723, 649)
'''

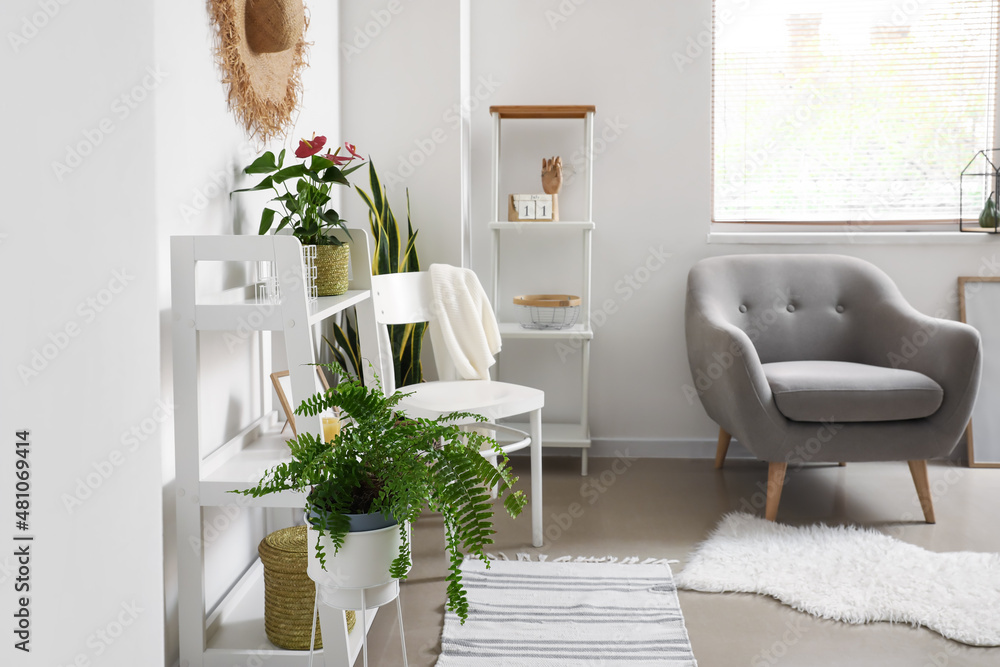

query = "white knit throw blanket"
(427, 264), (501, 381)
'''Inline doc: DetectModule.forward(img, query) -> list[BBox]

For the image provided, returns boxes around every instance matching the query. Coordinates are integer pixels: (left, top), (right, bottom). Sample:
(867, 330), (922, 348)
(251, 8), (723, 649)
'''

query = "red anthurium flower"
(345, 142), (362, 159)
(323, 152), (352, 165)
(295, 135), (327, 159)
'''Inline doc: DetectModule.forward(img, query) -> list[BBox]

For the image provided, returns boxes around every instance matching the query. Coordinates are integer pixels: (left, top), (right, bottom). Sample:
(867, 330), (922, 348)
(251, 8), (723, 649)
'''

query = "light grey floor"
(363, 457), (1000, 666)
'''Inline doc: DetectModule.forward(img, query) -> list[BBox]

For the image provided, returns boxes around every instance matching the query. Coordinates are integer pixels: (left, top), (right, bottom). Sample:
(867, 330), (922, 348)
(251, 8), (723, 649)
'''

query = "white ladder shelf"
(488, 105), (595, 475)
(171, 231), (380, 667)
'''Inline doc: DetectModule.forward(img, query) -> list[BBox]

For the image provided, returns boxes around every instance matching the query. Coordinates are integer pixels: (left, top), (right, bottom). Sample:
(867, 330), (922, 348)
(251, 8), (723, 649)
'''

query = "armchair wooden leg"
(838, 462), (847, 467)
(715, 428), (732, 469)
(765, 462), (787, 521)
(908, 460), (936, 524)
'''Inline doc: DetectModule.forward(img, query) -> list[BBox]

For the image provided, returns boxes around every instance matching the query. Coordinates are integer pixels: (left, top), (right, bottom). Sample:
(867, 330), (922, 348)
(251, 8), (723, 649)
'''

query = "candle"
(322, 416), (341, 444)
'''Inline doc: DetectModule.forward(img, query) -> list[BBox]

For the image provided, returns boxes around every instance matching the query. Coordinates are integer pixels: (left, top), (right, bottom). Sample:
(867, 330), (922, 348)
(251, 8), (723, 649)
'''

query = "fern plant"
(235, 362), (526, 623)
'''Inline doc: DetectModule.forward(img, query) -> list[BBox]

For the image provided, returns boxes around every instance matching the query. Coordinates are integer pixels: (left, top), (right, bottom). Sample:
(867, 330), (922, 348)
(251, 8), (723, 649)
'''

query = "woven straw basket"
(258, 525), (356, 650)
(315, 243), (350, 296)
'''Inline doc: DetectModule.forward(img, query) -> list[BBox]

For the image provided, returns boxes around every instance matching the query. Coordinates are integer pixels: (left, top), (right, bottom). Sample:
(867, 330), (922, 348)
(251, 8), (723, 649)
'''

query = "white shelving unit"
(489, 105), (596, 475)
(171, 231), (380, 667)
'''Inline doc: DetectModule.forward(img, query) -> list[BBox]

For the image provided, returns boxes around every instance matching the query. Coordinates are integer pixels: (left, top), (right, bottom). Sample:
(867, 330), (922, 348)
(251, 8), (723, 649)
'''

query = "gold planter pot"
(315, 243), (350, 296)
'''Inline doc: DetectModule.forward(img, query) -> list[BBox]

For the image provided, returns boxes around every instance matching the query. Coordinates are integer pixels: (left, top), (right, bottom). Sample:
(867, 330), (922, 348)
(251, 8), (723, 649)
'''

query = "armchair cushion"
(762, 360), (943, 423)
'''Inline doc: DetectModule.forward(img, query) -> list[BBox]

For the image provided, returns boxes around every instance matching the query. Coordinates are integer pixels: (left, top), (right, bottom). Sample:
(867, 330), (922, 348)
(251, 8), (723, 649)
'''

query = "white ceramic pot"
(306, 521), (411, 610)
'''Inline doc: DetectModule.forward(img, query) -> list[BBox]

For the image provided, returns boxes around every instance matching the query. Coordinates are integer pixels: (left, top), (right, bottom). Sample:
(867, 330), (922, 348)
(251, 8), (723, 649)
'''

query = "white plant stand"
(171, 230), (380, 667)
(488, 105), (595, 475)
(307, 584), (407, 667)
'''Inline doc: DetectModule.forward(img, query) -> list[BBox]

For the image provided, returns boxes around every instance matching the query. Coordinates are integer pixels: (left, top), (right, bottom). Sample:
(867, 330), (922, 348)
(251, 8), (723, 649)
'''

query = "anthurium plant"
(234, 362), (526, 623)
(232, 135), (365, 246)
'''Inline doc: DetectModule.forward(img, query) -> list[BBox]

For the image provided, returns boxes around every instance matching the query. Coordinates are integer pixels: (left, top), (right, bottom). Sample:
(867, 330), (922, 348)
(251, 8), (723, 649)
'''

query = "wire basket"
(514, 294), (581, 330)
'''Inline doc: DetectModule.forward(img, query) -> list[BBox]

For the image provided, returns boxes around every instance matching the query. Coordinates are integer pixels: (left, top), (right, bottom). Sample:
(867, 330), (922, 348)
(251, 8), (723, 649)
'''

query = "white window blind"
(713, 0), (999, 223)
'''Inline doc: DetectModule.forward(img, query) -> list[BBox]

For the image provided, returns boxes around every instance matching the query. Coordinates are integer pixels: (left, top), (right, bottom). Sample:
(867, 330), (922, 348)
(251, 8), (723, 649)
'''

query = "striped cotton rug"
(436, 558), (698, 666)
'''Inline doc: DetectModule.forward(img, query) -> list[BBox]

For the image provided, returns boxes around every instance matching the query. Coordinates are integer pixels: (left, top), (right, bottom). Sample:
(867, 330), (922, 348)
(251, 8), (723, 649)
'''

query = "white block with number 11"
(508, 194), (558, 222)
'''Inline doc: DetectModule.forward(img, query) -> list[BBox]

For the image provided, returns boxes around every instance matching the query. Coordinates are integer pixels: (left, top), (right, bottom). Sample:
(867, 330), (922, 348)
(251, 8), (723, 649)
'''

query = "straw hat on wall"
(209, 0), (309, 142)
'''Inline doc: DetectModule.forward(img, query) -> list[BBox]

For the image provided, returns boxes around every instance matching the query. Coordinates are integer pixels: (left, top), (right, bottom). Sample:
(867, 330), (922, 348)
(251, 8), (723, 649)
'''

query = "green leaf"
(385, 198), (401, 274)
(369, 161), (385, 218)
(277, 149), (286, 169)
(355, 184), (379, 219)
(324, 312), (363, 385)
(405, 191), (421, 272)
(273, 164), (309, 183)
(320, 209), (353, 242)
(375, 219), (392, 276)
(258, 208), (277, 235)
(320, 168), (351, 186)
(342, 162), (365, 177)
(323, 335), (354, 385)
(302, 184), (331, 207)
(272, 192), (299, 215)
(231, 176), (274, 194)
(402, 228), (420, 273)
(244, 152), (278, 174)
(275, 215), (291, 232)
(300, 218), (320, 237)
(310, 154), (335, 171)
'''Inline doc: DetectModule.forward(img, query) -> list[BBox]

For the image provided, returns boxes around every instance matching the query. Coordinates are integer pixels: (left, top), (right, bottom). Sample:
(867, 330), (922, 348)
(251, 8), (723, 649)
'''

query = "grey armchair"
(685, 254), (981, 522)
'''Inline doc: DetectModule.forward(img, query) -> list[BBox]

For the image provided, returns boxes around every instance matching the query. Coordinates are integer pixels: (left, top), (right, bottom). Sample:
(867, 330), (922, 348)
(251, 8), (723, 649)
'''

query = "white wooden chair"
(370, 270), (545, 547)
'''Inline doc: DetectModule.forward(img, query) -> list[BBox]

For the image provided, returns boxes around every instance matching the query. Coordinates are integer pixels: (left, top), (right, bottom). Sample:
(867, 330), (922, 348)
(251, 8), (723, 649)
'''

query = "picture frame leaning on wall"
(959, 276), (1000, 468)
(270, 367), (330, 436)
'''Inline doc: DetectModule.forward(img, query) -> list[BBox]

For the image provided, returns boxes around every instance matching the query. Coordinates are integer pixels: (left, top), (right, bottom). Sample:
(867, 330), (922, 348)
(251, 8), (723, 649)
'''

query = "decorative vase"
(315, 243), (350, 296)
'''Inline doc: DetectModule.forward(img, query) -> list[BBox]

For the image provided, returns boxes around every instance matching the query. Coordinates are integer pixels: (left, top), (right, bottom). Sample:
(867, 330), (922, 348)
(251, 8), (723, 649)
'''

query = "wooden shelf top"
(490, 105), (596, 119)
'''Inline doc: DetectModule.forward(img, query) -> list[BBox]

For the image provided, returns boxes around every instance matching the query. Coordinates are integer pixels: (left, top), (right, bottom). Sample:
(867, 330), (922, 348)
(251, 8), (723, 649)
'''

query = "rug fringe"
(477, 552), (678, 566)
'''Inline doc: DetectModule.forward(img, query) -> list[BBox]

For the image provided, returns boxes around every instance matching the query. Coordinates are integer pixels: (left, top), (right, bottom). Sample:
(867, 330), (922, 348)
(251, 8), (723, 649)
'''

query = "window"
(713, 0), (999, 224)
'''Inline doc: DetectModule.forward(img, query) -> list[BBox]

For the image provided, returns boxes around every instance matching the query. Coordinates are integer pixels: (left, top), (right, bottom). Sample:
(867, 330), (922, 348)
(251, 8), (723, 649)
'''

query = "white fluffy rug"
(675, 513), (1000, 646)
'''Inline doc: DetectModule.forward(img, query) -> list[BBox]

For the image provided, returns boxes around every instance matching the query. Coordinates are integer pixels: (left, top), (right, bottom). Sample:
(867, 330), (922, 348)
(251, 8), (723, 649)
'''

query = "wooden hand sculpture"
(542, 156), (562, 194)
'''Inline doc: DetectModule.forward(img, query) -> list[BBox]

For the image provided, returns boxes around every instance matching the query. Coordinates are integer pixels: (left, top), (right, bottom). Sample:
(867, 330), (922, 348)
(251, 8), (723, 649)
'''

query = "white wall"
(0, 1), (164, 666)
(331, 0), (1000, 452)
(339, 0), (470, 271)
(1, 2), (342, 666)
(154, 4), (261, 663)
(154, 2), (341, 666)
(456, 1), (996, 455)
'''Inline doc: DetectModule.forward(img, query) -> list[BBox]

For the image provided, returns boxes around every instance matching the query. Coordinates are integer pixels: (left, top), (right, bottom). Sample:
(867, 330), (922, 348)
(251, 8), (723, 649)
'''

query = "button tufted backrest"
(687, 254), (904, 365)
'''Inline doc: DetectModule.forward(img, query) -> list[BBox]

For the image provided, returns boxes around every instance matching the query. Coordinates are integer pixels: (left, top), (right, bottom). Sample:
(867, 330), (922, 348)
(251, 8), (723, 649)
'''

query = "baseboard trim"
(514, 436), (967, 463)
(512, 437), (756, 460)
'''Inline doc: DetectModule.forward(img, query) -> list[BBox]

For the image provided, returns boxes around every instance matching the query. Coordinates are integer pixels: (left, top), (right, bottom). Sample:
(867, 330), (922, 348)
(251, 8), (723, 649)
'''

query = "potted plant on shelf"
(235, 362), (526, 622)
(233, 135), (365, 296)
(326, 160), (425, 388)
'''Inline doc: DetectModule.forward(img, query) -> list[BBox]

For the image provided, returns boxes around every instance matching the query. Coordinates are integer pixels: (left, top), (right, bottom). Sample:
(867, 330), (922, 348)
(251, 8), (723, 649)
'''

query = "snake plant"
(327, 160), (426, 388)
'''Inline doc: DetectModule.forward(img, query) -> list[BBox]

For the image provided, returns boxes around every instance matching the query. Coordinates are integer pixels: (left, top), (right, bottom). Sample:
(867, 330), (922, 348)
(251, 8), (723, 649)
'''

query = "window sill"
(708, 225), (996, 245)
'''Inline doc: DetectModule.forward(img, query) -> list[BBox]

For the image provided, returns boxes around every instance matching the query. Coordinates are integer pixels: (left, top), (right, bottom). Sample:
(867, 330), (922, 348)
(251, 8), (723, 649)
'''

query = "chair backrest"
(371, 271), (434, 325)
(687, 254), (904, 364)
